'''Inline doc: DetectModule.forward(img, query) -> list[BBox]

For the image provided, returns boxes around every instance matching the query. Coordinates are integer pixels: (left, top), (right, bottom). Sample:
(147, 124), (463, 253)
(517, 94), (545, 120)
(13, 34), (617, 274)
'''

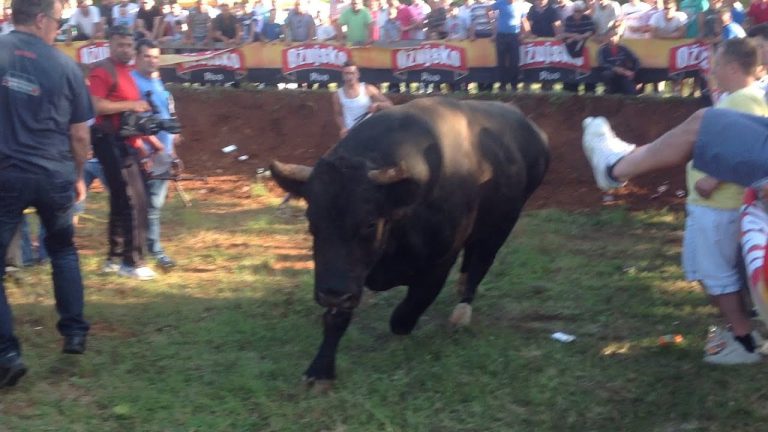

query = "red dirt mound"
(173, 89), (706, 210)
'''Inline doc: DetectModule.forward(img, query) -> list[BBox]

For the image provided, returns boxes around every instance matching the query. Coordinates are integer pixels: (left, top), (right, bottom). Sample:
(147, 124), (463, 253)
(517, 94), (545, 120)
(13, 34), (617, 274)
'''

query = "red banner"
(519, 40), (591, 73)
(668, 42), (712, 75)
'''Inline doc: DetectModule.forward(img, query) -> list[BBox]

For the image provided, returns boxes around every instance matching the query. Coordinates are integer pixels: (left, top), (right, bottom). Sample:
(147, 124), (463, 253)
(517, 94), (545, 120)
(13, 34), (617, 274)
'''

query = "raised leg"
(390, 265), (453, 335)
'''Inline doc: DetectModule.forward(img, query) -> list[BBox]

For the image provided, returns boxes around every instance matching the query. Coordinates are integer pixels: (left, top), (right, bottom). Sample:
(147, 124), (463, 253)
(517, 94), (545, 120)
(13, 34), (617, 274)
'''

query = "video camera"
(119, 90), (182, 138)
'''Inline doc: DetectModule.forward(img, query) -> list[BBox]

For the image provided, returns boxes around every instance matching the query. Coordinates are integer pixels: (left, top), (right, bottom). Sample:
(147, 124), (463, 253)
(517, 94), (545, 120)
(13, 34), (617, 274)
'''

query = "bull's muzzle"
(316, 292), (359, 310)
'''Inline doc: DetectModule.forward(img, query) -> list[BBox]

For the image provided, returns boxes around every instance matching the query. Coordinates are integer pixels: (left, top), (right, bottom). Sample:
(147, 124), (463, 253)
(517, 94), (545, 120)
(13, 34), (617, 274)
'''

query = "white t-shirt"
(621, 1), (651, 38)
(316, 23), (337, 40)
(69, 6), (101, 37)
(649, 10), (687, 37)
(592, 1), (622, 35)
(445, 14), (470, 39)
(338, 83), (372, 130)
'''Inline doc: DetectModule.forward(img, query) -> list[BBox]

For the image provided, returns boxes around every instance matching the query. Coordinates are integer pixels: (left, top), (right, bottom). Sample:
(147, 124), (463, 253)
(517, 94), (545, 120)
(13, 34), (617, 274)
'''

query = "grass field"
(1, 180), (767, 432)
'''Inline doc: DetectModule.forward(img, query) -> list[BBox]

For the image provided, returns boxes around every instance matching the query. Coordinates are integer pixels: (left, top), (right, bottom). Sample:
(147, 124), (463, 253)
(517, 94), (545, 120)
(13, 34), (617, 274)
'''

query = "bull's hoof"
(303, 376), (335, 394)
(455, 273), (468, 298)
(449, 303), (472, 327)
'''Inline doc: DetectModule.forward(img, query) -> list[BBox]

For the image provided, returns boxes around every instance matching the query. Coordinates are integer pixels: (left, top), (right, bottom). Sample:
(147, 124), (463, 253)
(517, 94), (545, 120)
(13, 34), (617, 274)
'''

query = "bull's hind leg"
(450, 203), (524, 327)
(390, 264), (454, 335)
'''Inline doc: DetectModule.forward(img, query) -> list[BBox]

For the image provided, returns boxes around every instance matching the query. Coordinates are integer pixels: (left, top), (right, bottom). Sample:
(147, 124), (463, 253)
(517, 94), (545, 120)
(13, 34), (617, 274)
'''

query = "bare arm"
(92, 95), (151, 116)
(332, 92), (347, 137)
(366, 84), (393, 111)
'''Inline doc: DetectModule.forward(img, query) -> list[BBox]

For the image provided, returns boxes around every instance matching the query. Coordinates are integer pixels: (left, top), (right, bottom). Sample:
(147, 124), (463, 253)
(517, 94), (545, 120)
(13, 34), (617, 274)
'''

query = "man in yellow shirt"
(685, 38), (768, 365)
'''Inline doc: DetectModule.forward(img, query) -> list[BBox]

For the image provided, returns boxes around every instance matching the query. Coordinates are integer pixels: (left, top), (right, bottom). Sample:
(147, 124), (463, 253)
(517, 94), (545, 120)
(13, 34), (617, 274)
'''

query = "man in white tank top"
(333, 61), (393, 138)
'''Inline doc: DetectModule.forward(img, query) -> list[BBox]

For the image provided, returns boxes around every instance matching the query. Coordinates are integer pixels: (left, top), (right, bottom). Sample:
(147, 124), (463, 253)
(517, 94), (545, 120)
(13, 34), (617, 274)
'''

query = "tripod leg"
(173, 180), (192, 207)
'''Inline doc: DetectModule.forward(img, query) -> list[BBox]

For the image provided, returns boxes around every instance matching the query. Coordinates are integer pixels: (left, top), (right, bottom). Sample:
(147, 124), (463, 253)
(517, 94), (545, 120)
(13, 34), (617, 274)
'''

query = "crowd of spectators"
(1, 0), (764, 94)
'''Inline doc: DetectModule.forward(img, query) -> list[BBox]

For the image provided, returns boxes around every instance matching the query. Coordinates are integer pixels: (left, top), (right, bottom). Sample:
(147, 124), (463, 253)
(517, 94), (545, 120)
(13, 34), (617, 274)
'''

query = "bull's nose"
(316, 292), (359, 310)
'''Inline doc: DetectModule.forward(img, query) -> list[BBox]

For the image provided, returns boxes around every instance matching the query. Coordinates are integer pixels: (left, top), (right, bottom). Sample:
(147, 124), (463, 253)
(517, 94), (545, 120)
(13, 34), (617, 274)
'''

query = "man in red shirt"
(88, 25), (162, 281)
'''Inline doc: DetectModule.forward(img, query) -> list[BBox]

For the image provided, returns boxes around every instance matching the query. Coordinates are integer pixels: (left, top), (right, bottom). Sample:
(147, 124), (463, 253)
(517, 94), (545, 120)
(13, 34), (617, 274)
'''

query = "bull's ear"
(270, 161), (312, 198)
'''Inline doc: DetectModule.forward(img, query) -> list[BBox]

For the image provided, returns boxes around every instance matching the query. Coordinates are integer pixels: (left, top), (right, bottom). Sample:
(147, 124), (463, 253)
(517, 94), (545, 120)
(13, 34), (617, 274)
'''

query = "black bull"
(271, 97), (550, 383)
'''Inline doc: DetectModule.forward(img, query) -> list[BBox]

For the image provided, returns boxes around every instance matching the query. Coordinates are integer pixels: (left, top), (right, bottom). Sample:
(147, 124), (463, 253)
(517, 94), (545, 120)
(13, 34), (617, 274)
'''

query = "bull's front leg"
(304, 308), (353, 386)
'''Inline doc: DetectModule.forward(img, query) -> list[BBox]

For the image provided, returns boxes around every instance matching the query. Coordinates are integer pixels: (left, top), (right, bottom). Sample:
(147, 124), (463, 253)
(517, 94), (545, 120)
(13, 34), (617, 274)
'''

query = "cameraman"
(131, 38), (179, 270)
(88, 25), (162, 281)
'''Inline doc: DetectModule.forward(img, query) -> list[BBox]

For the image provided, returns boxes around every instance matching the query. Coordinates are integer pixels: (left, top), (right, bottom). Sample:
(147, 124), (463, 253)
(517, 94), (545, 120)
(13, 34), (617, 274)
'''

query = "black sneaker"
(156, 255), (176, 270)
(62, 334), (87, 355)
(0, 351), (27, 389)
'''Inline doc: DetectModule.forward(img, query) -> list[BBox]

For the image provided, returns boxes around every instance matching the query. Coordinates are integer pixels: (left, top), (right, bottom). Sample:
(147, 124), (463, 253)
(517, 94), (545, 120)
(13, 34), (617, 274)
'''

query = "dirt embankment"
(173, 89), (705, 210)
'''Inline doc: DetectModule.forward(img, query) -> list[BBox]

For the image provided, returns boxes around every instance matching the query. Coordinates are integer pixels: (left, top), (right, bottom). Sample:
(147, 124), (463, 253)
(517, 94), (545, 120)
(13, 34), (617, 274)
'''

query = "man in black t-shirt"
(212, 2), (240, 44)
(0, 0), (94, 389)
(136, 0), (162, 39)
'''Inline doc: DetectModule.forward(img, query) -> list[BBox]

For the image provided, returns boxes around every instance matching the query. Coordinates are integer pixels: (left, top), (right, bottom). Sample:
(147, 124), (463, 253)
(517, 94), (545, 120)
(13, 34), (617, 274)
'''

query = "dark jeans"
(495, 32), (521, 91)
(0, 168), (89, 356)
(601, 70), (636, 95)
(92, 130), (148, 267)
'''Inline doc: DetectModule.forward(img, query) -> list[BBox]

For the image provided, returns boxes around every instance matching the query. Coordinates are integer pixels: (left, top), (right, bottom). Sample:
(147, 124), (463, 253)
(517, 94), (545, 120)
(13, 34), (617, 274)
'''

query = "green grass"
(2, 184), (767, 432)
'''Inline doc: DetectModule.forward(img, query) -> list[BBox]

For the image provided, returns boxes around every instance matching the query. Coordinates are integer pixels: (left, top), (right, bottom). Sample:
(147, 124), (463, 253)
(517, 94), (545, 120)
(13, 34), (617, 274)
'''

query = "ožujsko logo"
(281, 43), (351, 74)
(519, 40), (590, 73)
(390, 43), (468, 79)
(668, 42), (711, 75)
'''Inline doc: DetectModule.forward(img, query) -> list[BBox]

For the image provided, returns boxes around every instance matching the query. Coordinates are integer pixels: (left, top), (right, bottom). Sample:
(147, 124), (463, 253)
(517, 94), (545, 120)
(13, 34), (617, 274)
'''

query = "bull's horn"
(271, 160), (313, 182)
(368, 165), (410, 185)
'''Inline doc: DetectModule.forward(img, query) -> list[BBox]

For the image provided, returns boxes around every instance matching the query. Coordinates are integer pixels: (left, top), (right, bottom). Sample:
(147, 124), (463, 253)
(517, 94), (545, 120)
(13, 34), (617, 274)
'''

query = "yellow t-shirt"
(686, 85), (768, 209)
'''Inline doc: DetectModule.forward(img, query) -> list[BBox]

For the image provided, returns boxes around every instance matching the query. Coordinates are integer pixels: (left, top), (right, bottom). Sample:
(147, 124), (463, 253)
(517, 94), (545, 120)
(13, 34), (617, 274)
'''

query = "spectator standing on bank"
(112, 0), (138, 28)
(211, 1), (241, 44)
(186, 0), (212, 45)
(590, 0), (621, 41)
(492, 0), (529, 92)
(559, 0), (594, 92)
(726, 0), (744, 26)
(0, 0), (94, 389)
(99, 0), (114, 28)
(131, 38), (179, 271)
(316, 10), (338, 40)
(136, 0), (162, 39)
(337, 0), (373, 45)
(379, 1), (402, 42)
(527, 0), (561, 90)
(747, 0), (768, 28)
(720, 7), (746, 40)
(620, 0), (651, 38)
(88, 25), (160, 280)
(650, 0), (687, 39)
(425, 0), (448, 39)
(284, 0), (315, 42)
(679, 0), (708, 38)
(698, 0), (722, 42)
(66, 0), (104, 42)
(257, 8), (283, 41)
(445, 1), (470, 39)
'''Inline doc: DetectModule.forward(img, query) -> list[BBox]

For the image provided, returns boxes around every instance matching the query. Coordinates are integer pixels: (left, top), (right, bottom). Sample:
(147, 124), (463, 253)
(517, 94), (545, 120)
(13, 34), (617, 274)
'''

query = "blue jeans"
(146, 179), (169, 258)
(33, 160), (106, 263)
(0, 168), (89, 355)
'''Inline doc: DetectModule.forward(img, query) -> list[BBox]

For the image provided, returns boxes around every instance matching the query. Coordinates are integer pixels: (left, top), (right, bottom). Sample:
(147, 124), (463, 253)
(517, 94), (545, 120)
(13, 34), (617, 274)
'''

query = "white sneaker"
(118, 265), (157, 281)
(101, 259), (121, 273)
(703, 331), (762, 365)
(581, 116), (636, 191)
